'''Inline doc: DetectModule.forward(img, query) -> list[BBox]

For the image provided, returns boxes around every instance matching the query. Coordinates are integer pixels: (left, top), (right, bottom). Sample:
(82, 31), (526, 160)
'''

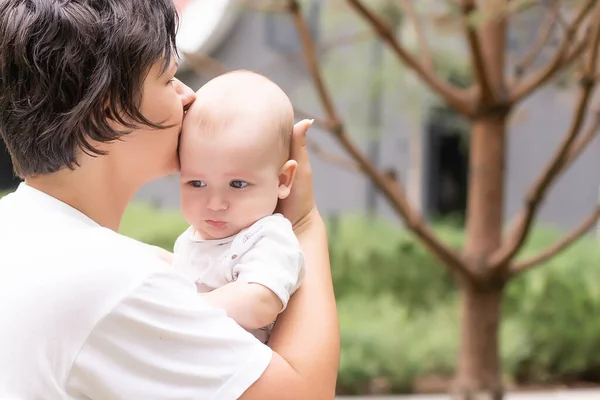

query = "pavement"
(337, 388), (600, 399)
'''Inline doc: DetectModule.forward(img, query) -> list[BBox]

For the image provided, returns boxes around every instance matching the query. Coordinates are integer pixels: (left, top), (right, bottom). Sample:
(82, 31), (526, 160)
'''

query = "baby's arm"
(201, 281), (282, 330)
(201, 215), (305, 330)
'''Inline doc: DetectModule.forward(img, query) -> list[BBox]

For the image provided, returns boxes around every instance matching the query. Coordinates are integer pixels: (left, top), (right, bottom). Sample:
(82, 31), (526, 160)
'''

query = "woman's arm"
(239, 120), (340, 400)
(240, 212), (338, 400)
(273, 212), (339, 392)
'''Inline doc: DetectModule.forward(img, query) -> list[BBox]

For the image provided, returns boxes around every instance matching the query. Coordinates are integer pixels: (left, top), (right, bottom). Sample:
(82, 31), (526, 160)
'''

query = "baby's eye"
(189, 180), (206, 188)
(230, 180), (248, 189)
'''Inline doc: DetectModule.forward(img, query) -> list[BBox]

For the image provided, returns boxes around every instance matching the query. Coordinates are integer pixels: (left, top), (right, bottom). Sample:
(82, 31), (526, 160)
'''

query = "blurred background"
(2, 0), (600, 397)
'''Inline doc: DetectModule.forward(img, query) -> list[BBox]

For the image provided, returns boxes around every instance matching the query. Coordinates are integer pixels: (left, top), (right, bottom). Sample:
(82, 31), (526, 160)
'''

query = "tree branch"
(180, 52), (227, 78)
(240, 0), (288, 13)
(514, 3), (559, 79)
(289, 0), (472, 281)
(510, 0), (596, 104)
(564, 112), (600, 166)
(510, 205), (600, 275)
(461, 0), (495, 104)
(345, 0), (474, 117)
(551, 1), (569, 31)
(305, 136), (361, 173)
(398, 0), (434, 72)
(490, 3), (600, 270)
(260, 31), (375, 77)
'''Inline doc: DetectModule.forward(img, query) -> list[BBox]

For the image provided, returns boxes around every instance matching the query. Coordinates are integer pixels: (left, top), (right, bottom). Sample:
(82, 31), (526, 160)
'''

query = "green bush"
(336, 293), (460, 394)
(327, 214), (460, 311)
(331, 218), (600, 393)
(335, 294), (535, 395)
(505, 236), (600, 383)
(119, 202), (188, 251)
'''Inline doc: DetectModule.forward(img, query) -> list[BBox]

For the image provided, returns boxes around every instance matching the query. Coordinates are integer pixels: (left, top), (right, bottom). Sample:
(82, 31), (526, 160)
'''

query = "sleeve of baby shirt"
(66, 270), (272, 400)
(230, 214), (306, 311)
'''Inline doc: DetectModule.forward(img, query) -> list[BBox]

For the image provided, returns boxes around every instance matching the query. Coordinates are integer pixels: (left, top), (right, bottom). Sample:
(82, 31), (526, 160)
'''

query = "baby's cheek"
(243, 196), (278, 224)
(180, 190), (203, 226)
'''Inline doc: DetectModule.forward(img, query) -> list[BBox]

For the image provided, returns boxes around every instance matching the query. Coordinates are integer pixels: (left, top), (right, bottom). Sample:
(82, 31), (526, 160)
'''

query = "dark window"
(424, 109), (468, 225)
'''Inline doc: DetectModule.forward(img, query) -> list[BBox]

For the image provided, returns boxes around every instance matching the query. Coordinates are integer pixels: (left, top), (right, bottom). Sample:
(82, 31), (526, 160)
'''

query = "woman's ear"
(277, 159), (298, 200)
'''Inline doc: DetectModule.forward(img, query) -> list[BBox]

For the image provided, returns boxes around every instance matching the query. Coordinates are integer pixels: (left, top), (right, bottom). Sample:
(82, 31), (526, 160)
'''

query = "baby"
(171, 70), (305, 343)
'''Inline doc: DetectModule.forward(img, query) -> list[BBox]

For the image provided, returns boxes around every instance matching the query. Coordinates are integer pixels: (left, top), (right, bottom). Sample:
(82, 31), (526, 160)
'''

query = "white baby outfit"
(172, 213), (305, 342)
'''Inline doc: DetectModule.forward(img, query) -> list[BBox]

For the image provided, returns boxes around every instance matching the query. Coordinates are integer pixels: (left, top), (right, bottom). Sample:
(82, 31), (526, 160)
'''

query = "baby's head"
(179, 70), (297, 240)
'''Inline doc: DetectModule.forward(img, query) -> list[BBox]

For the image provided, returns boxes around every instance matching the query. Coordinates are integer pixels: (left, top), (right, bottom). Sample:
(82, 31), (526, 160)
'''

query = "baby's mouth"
(205, 220), (227, 229)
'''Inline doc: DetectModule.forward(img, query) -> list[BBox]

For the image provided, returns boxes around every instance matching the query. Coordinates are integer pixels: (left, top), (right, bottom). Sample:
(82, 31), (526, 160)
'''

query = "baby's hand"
(200, 281), (282, 330)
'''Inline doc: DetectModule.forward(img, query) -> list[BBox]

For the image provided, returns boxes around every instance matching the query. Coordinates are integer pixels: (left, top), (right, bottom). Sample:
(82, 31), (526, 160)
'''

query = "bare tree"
(184, 0), (600, 398)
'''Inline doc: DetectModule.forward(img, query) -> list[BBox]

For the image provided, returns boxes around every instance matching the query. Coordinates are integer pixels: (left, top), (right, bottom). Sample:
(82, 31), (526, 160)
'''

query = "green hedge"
(120, 202), (189, 250)
(330, 216), (600, 393)
(328, 215), (460, 311)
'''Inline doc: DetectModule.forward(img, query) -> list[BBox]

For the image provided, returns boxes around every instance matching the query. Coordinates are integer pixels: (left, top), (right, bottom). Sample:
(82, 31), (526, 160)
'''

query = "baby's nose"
(207, 195), (228, 211)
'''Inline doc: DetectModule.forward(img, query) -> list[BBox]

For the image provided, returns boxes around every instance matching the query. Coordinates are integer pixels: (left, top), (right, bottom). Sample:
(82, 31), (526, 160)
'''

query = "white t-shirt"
(172, 214), (305, 342)
(0, 183), (272, 400)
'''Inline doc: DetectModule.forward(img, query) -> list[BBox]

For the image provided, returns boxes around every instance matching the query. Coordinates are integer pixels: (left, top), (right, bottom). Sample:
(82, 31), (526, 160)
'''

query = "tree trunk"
(453, 111), (507, 398)
(464, 118), (506, 257)
(454, 109), (507, 399)
(451, 2), (509, 395)
(452, 285), (504, 400)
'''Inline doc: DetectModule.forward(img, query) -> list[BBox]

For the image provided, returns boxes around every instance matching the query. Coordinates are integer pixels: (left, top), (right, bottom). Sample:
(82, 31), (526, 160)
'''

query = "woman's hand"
(276, 119), (317, 231)
(242, 118), (339, 400)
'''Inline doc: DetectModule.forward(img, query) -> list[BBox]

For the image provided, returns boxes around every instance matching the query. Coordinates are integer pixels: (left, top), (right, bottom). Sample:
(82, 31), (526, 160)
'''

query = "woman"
(0, 0), (339, 399)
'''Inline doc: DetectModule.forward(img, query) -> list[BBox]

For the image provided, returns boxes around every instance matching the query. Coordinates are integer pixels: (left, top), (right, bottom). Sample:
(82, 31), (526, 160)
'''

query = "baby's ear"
(277, 160), (298, 200)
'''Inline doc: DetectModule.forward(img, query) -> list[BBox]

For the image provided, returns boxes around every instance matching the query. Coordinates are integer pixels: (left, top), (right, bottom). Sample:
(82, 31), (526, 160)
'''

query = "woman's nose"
(172, 78), (196, 112)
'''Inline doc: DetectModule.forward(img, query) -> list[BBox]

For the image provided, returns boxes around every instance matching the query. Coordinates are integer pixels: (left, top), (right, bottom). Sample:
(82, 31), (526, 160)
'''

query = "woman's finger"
(290, 119), (313, 163)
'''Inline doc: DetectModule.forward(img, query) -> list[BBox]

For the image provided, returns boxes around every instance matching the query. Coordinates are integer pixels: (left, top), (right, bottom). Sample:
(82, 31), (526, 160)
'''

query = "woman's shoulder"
(16, 224), (173, 310)
(75, 226), (172, 279)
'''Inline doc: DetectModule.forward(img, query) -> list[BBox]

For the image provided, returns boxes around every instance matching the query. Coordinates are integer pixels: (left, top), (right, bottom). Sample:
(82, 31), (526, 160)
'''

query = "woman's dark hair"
(0, 0), (179, 177)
